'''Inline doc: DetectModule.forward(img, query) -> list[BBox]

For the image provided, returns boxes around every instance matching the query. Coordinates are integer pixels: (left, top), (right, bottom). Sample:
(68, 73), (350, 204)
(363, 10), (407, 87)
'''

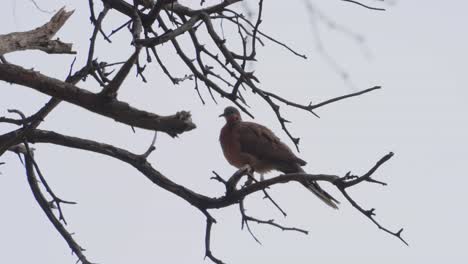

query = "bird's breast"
(219, 124), (245, 168)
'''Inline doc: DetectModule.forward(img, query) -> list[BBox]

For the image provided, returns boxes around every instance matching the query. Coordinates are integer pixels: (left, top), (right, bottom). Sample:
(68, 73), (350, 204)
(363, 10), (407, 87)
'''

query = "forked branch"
(0, 1), (403, 263)
(0, 7), (75, 55)
(0, 128), (407, 263)
(8, 144), (91, 264)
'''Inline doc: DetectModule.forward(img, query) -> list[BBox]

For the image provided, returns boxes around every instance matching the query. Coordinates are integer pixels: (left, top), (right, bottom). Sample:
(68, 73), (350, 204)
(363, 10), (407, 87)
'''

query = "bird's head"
(219, 106), (242, 123)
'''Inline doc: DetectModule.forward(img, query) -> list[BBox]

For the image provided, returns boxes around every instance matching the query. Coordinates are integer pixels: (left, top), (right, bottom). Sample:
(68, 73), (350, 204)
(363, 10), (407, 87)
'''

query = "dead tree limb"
(0, 7), (75, 55)
(0, 128), (407, 263)
(0, 1), (403, 263)
(0, 63), (196, 137)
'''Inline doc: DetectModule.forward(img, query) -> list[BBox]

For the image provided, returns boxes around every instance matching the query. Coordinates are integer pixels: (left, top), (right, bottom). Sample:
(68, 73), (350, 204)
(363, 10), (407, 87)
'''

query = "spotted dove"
(219, 106), (339, 209)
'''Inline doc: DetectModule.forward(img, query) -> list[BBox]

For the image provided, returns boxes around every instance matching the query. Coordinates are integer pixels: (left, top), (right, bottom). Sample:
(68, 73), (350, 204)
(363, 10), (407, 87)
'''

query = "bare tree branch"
(204, 212), (224, 264)
(9, 144), (91, 264)
(0, 128), (407, 261)
(0, 7), (75, 55)
(100, 47), (141, 97)
(341, 0), (386, 11)
(28, 0), (55, 14)
(0, 1), (406, 263)
(239, 199), (308, 245)
(136, 14), (201, 47)
(166, 0), (242, 17)
(0, 63), (196, 137)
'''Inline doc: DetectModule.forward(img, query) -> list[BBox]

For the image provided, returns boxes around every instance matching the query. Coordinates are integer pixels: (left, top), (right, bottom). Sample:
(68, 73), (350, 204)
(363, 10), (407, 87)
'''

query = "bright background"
(1, 0), (467, 263)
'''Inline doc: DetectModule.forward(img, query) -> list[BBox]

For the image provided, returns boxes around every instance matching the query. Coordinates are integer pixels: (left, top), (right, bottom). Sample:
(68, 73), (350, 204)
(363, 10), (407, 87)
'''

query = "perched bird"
(219, 106), (339, 209)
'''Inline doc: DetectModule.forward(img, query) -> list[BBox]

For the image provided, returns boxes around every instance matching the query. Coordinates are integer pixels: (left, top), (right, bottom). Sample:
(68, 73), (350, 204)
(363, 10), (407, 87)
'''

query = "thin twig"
(341, 0), (386, 11)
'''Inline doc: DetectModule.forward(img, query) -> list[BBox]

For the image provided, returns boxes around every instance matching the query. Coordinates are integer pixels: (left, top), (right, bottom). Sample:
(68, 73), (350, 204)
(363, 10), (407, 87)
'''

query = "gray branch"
(0, 7), (75, 55)
(0, 63), (196, 137)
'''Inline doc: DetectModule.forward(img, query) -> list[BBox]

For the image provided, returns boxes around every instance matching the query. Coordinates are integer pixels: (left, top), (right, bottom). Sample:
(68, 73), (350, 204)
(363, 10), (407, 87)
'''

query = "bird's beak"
(219, 113), (225, 117)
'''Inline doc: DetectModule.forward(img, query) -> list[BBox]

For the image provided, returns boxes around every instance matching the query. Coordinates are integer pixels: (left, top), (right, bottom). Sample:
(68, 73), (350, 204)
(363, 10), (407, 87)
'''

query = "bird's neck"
(225, 115), (241, 126)
(225, 119), (241, 127)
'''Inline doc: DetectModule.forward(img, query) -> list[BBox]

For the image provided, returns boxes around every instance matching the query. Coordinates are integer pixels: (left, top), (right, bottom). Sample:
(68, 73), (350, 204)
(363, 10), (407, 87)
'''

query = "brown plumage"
(219, 106), (339, 209)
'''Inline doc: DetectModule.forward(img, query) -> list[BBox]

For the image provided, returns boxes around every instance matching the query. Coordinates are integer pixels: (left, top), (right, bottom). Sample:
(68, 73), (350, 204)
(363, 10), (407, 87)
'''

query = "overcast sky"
(1, 0), (467, 263)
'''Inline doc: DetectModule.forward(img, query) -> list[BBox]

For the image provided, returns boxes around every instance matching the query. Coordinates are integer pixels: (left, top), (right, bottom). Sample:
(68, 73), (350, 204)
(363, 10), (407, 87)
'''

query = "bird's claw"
(244, 177), (253, 187)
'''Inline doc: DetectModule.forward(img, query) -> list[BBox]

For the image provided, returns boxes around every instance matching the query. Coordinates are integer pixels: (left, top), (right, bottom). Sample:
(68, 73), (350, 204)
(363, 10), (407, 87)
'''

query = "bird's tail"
(298, 167), (340, 209)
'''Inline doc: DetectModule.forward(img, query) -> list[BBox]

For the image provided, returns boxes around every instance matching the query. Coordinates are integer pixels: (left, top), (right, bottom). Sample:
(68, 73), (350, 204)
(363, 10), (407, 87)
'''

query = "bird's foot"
(244, 177), (253, 187)
(239, 164), (256, 187)
(243, 171), (258, 187)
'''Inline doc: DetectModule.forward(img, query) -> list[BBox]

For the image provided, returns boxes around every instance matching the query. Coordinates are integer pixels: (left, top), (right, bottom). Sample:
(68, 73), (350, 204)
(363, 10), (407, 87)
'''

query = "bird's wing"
(237, 121), (306, 171)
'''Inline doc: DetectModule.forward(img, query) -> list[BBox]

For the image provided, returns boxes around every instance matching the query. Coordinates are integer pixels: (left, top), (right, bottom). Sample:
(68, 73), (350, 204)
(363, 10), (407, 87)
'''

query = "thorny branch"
(0, 1), (405, 263)
(7, 138), (89, 264)
(239, 199), (308, 245)
(0, 128), (407, 262)
(204, 212), (224, 264)
(23, 147), (91, 264)
(7, 110), (77, 225)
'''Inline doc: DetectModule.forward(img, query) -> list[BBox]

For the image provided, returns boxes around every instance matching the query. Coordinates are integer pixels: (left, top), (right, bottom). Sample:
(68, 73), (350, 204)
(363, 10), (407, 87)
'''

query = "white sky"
(1, 0), (467, 263)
